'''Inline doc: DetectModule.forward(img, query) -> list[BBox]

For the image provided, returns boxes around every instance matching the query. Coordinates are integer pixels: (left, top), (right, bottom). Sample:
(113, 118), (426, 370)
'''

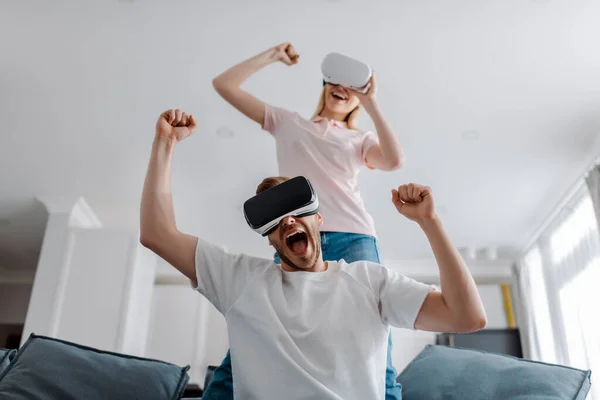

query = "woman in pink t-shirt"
(208, 43), (406, 400)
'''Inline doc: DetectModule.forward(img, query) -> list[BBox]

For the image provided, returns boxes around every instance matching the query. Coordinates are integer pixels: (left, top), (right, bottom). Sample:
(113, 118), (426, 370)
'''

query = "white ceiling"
(2, 0), (600, 262)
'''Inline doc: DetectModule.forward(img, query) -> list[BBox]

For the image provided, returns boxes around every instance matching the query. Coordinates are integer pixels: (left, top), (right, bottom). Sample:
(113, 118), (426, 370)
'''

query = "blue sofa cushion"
(0, 333), (189, 400)
(398, 345), (591, 400)
(0, 349), (16, 378)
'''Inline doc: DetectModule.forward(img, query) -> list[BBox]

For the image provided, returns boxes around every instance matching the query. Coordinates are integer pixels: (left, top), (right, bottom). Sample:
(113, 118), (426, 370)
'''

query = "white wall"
(120, 243), (158, 357)
(23, 196), (158, 356)
(23, 211), (73, 340)
(47, 227), (157, 356)
(478, 284), (509, 329)
(0, 284), (32, 324)
(23, 196), (101, 343)
(146, 284), (228, 385)
(146, 286), (201, 378)
(390, 328), (437, 372)
(55, 229), (134, 350)
(387, 259), (514, 285)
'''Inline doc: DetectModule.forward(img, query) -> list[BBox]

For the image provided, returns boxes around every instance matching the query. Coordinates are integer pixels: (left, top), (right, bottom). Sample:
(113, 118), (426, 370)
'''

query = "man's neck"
(281, 259), (328, 273)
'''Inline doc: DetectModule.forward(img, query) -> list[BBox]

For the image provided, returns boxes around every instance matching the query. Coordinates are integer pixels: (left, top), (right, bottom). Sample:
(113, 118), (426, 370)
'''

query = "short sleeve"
(376, 267), (434, 329)
(262, 104), (296, 135)
(191, 238), (271, 315)
(359, 131), (379, 168)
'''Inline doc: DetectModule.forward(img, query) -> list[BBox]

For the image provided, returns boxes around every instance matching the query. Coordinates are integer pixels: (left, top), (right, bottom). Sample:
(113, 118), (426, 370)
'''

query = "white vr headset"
(321, 52), (372, 94)
(243, 176), (320, 236)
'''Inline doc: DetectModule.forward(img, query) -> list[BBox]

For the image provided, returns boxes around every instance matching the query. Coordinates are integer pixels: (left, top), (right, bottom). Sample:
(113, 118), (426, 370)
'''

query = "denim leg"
(321, 232), (380, 264)
(385, 332), (402, 400)
(202, 350), (234, 400)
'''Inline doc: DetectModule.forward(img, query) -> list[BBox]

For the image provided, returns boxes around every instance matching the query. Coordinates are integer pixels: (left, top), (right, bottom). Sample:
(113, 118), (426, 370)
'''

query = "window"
(523, 246), (556, 364)
(522, 181), (599, 399)
(560, 257), (600, 372)
(550, 192), (600, 399)
(550, 196), (597, 264)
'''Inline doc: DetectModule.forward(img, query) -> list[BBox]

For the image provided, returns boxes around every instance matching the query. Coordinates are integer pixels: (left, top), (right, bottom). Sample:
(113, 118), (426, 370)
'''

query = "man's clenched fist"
(156, 109), (197, 143)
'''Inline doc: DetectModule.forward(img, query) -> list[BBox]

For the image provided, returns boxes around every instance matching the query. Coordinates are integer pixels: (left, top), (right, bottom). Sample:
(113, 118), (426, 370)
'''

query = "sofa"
(0, 334), (592, 399)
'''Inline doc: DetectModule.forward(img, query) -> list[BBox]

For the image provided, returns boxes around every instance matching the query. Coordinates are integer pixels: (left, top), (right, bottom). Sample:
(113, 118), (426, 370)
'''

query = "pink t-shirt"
(263, 104), (379, 237)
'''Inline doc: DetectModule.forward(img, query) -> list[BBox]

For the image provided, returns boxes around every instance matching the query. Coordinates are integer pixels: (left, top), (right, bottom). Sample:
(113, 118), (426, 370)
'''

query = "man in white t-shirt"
(140, 109), (487, 400)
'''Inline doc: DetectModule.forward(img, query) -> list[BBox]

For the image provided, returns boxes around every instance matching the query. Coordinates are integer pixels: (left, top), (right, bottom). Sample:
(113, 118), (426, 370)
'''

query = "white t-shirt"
(192, 238), (433, 400)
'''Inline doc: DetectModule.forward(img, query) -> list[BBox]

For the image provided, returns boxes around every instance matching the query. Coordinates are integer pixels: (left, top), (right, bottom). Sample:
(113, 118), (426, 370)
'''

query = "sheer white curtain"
(587, 165), (600, 231)
(517, 181), (599, 399)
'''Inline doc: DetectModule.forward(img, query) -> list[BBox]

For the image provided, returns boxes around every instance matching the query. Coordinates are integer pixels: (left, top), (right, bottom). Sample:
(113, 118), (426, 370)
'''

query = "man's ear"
(316, 212), (323, 226)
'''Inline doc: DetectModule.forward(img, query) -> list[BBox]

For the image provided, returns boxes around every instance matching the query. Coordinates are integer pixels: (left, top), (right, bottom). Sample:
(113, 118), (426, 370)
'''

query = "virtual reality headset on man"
(244, 176), (319, 236)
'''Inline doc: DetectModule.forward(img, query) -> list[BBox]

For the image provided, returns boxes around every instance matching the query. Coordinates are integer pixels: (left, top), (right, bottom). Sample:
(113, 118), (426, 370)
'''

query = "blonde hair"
(311, 86), (361, 130)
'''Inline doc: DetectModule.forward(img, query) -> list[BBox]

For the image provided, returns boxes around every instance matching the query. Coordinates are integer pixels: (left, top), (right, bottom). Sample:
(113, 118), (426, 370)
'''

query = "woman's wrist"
(362, 98), (379, 114)
(262, 46), (282, 65)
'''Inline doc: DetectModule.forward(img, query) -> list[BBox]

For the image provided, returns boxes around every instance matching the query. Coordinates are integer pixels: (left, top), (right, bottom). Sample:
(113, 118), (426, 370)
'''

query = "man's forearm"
(363, 100), (405, 169)
(419, 216), (486, 328)
(140, 137), (178, 243)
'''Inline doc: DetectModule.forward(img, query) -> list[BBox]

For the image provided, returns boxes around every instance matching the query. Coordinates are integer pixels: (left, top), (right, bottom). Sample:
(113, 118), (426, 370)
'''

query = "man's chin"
(292, 255), (312, 267)
(284, 252), (315, 270)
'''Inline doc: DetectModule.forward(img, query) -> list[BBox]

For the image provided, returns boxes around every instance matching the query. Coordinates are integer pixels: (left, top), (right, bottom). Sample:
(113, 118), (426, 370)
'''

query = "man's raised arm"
(140, 109), (199, 286)
(391, 184), (487, 333)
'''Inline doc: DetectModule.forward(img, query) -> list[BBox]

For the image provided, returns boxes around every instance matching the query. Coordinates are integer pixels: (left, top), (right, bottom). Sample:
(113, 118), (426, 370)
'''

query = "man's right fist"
(156, 109), (197, 143)
(270, 43), (299, 66)
(391, 183), (436, 224)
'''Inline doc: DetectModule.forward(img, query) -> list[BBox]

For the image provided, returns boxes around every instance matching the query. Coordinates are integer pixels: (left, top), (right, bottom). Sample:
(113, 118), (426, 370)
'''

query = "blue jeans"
(203, 232), (402, 400)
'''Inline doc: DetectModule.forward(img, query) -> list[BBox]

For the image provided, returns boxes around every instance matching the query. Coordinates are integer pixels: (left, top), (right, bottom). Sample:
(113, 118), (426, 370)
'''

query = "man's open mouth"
(285, 230), (308, 255)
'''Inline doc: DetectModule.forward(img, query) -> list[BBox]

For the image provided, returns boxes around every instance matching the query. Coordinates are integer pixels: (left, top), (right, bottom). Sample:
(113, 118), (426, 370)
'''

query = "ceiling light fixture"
(461, 130), (480, 141)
